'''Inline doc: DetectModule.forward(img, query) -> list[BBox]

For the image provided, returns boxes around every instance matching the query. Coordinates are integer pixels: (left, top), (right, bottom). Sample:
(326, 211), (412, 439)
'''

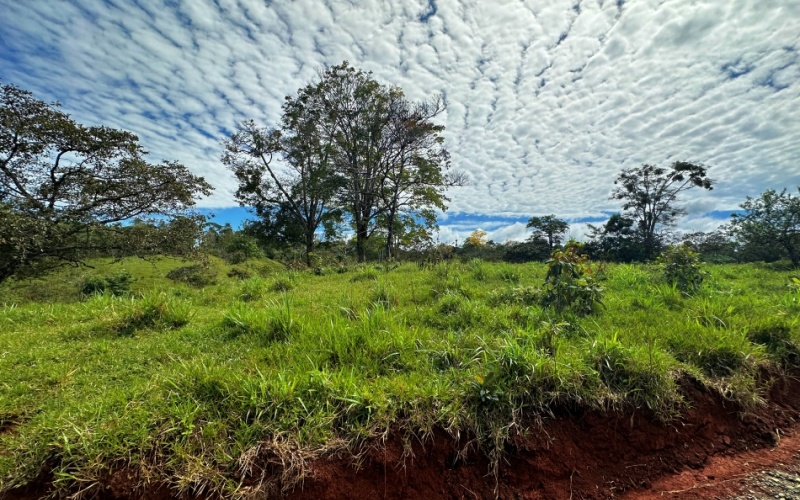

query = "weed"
(541, 246), (603, 315)
(167, 265), (217, 287)
(113, 292), (192, 336)
(80, 271), (134, 297)
(270, 276), (295, 292)
(659, 244), (705, 293)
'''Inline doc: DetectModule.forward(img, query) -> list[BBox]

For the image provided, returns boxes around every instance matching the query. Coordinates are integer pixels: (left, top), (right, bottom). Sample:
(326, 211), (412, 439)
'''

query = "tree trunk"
(305, 231), (314, 267)
(356, 221), (369, 263)
(781, 236), (799, 268)
(385, 205), (397, 261)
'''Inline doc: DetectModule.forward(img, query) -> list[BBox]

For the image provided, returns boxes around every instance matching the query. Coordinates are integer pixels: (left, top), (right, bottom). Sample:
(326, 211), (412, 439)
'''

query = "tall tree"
(611, 161), (713, 259)
(292, 62), (455, 262)
(223, 113), (342, 265)
(0, 83), (212, 283)
(380, 96), (467, 259)
(526, 214), (569, 251)
(730, 188), (800, 267)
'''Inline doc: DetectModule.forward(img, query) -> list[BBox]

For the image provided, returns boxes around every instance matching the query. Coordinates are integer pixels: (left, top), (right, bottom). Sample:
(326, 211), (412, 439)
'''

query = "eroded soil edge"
(6, 374), (800, 499)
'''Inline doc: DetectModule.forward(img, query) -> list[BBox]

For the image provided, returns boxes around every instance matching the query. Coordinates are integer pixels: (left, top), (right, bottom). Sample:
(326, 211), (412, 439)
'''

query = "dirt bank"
(5, 373), (800, 499)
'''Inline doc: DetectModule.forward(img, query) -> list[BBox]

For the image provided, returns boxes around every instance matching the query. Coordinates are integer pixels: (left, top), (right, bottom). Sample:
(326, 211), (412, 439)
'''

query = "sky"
(1, 0), (799, 244)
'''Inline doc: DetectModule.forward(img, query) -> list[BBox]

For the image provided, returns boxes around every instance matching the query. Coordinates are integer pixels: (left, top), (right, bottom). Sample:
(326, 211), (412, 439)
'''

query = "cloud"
(0, 0), (797, 226)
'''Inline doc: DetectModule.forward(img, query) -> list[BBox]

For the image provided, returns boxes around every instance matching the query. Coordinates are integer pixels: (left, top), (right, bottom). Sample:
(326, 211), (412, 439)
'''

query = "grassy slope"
(0, 259), (799, 496)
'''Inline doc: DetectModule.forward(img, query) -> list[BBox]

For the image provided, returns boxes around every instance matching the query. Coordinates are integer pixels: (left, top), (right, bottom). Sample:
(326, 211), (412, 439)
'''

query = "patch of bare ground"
(3, 373), (800, 499)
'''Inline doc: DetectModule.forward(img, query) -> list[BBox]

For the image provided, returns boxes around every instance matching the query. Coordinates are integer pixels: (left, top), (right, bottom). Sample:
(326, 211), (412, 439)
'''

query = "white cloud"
(0, 0), (797, 221)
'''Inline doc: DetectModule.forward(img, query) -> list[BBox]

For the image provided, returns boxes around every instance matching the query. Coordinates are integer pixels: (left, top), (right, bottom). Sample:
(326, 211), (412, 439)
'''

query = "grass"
(0, 259), (799, 496)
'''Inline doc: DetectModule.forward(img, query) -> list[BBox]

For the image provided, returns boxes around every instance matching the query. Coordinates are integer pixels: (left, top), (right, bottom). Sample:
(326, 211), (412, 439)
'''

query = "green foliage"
(747, 321), (800, 367)
(80, 271), (134, 297)
(730, 188), (800, 267)
(270, 276), (295, 292)
(526, 214), (569, 250)
(659, 244), (705, 293)
(541, 245), (603, 315)
(166, 265), (217, 288)
(227, 267), (252, 280)
(112, 292), (192, 336)
(2, 260), (799, 496)
(611, 162), (714, 259)
(349, 269), (378, 283)
(0, 83), (213, 283)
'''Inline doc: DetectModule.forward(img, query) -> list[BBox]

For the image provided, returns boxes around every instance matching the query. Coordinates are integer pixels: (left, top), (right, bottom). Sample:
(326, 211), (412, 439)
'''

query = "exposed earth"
(4, 373), (800, 499)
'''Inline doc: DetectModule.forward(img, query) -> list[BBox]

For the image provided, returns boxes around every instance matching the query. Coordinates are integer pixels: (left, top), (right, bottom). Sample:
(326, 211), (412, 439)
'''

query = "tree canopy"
(526, 214), (569, 251)
(0, 83), (212, 282)
(226, 62), (460, 263)
(730, 188), (800, 268)
(611, 161), (713, 259)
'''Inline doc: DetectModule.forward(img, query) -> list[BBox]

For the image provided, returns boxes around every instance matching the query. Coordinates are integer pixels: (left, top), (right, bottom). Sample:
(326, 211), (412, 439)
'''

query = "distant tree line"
(2, 67), (799, 286)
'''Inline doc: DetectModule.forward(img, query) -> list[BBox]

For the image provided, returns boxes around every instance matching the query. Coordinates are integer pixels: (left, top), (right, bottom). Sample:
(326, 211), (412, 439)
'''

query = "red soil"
(4, 373), (800, 499)
(293, 375), (800, 499)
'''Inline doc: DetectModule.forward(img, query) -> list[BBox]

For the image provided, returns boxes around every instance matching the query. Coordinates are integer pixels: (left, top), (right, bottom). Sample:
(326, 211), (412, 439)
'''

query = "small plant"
(114, 292), (192, 336)
(488, 286), (542, 306)
(350, 269), (378, 283)
(227, 267), (252, 280)
(541, 244), (603, 315)
(496, 265), (521, 284)
(239, 276), (267, 302)
(747, 322), (800, 367)
(80, 271), (134, 297)
(270, 276), (295, 292)
(166, 265), (217, 287)
(659, 244), (705, 293)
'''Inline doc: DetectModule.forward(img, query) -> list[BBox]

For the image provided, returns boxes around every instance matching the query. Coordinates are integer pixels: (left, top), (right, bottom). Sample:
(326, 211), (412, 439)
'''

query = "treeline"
(2, 63), (799, 287)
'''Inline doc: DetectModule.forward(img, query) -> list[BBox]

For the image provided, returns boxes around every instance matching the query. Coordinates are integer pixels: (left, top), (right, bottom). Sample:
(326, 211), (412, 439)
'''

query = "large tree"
(611, 161), (713, 259)
(379, 95), (466, 259)
(0, 83), (212, 282)
(287, 62), (455, 262)
(526, 214), (569, 251)
(730, 188), (800, 267)
(223, 113), (342, 265)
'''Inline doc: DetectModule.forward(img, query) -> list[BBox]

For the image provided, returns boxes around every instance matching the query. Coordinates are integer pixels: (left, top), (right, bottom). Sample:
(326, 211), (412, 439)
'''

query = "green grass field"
(1, 258), (799, 496)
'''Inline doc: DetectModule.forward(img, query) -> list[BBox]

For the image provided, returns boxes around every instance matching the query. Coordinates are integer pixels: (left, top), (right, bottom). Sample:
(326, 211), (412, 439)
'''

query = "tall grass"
(0, 260), (798, 495)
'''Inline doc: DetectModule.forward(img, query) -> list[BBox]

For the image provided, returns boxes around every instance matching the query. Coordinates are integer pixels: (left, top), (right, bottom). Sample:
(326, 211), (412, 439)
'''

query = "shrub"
(659, 244), (705, 293)
(227, 267), (252, 280)
(80, 271), (133, 297)
(541, 245), (603, 315)
(350, 269), (378, 282)
(489, 286), (542, 306)
(270, 276), (294, 292)
(747, 322), (800, 367)
(166, 265), (217, 287)
(114, 292), (191, 336)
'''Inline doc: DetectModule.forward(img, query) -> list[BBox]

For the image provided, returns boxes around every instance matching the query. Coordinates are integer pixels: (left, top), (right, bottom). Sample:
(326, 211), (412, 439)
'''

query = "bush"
(541, 245), (603, 315)
(227, 267), (252, 280)
(270, 276), (294, 292)
(113, 292), (192, 336)
(747, 322), (800, 367)
(80, 271), (133, 297)
(659, 244), (705, 293)
(166, 265), (217, 287)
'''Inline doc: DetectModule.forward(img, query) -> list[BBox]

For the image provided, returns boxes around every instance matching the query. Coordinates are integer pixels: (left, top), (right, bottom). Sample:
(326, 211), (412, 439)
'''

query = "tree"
(223, 111), (342, 265)
(526, 214), (569, 251)
(585, 213), (646, 262)
(611, 161), (713, 259)
(288, 62), (455, 262)
(377, 95), (466, 259)
(730, 188), (800, 267)
(0, 83), (213, 283)
(680, 230), (737, 263)
(465, 229), (488, 247)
